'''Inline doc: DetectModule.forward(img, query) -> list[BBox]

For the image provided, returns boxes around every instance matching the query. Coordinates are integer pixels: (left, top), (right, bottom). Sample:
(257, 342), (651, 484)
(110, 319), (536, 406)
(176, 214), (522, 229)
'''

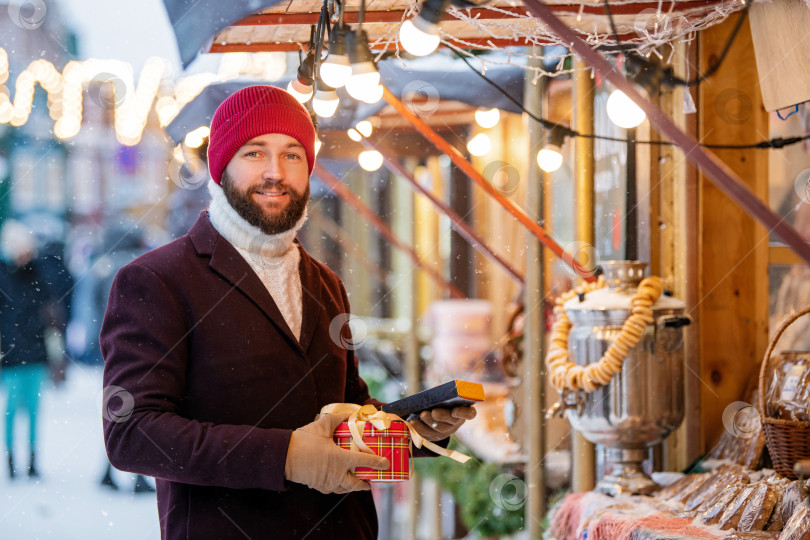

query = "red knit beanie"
(207, 85), (317, 184)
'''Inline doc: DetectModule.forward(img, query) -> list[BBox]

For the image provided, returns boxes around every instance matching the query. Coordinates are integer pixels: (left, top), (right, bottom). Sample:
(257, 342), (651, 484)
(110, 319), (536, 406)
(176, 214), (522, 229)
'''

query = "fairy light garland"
(546, 275), (664, 393)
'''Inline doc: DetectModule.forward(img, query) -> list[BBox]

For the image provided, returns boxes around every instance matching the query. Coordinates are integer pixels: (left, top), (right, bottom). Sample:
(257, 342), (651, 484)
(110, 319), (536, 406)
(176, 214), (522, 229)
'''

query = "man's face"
(221, 133), (311, 236)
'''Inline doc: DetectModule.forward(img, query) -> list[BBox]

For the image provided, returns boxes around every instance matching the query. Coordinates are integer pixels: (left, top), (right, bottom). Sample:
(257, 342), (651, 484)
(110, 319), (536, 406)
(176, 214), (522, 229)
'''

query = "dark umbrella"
(162, 0), (286, 68)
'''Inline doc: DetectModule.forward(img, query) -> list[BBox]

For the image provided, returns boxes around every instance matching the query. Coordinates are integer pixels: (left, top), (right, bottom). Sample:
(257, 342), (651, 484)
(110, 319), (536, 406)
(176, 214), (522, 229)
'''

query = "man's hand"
(284, 412), (390, 494)
(410, 406), (477, 442)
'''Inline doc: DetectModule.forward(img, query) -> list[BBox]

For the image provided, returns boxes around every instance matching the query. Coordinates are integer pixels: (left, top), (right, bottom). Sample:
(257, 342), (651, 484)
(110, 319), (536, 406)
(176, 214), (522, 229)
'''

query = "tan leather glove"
(284, 411), (390, 494)
(410, 406), (477, 442)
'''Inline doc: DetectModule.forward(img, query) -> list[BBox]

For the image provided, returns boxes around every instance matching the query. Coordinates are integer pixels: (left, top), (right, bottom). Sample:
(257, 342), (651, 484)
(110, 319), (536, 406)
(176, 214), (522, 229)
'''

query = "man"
(101, 85), (475, 540)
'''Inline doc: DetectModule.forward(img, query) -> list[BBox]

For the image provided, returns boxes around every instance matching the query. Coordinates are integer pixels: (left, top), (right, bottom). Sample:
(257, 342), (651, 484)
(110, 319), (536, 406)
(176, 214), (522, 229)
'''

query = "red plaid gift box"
(334, 420), (412, 482)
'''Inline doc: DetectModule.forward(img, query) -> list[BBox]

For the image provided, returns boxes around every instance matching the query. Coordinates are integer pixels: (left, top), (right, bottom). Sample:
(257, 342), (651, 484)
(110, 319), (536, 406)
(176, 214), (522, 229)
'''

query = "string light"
(358, 150), (383, 171)
(355, 120), (373, 137)
(475, 108), (500, 129)
(467, 133), (491, 157)
(347, 128), (362, 142)
(320, 26), (352, 89)
(537, 127), (566, 173)
(312, 80), (339, 118)
(606, 89), (646, 129)
(287, 52), (316, 103)
(345, 31), (380, 103)
(184, 126), (210, 149)
(400, 0), (447, 56)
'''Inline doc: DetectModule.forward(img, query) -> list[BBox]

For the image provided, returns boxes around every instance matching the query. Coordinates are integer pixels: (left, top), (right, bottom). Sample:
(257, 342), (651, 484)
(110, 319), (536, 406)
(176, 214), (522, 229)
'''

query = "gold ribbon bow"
(319, 403), (470, 464)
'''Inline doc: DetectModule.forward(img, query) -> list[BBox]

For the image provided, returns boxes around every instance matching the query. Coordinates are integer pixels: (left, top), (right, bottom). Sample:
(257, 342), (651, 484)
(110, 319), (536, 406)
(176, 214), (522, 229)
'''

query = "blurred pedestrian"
(90, 222), (155, 493)
(0, 220), (50, 479)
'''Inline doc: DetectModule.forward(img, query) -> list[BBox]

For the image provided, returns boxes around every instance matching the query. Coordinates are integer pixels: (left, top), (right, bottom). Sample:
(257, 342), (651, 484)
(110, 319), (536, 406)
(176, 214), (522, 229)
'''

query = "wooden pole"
(572, 60), (597, 493)
(523, 56), (547, 538)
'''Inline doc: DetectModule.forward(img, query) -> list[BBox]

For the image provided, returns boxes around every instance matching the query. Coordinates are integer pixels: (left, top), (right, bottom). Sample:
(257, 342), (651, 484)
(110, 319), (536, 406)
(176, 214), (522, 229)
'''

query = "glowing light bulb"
(347, 128), (362, 142)
(287, 79), (313, 103)
(537, 145), (563, 172)
(358, 150), (383, 171)
(355, 120), (373, 137)
(606, 89), (646, 129)
(312, 85), (339, 118)
(315, 139), (323, 156)
(400, 18), (441, 57)
(320, 60), (351, 89)
(467, 133), (491, 157)
(475, 108), (500, 128)
(346, 71), (381, 103)
(184, 126), (210, 149)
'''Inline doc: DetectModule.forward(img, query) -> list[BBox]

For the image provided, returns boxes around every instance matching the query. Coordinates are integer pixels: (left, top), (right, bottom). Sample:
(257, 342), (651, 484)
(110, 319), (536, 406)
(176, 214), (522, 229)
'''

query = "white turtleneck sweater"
(207, 182), (306, 341)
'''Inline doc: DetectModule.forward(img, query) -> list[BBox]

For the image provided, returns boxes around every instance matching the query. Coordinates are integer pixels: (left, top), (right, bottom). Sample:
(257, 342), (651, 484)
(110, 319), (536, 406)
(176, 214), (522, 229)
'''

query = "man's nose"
(262, 156), (284, 181)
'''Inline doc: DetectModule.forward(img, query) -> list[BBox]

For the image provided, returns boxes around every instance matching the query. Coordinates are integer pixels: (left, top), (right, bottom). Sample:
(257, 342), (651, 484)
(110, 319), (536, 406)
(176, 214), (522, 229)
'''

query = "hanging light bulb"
(320, 26), (352, 89)
(359, 84), (383, 105)
(312, 80), (339, 118)
(355, 120), (373, 137)
(475, 108), (500, 129)
(536, 127), (566, 173)
(606, 89), (646, 129)
(400, 0), (447, 56)
(358, 150), (383, 171)
(286, 52), (315, 103)
(467, 133), (491, 157)
(346, 31), (381, 103)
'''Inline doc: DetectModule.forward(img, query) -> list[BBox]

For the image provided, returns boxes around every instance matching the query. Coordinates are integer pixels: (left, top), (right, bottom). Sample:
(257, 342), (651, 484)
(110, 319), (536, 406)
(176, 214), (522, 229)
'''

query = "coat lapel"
(190, 213), (305, 356)
(296, 244), (322, 355)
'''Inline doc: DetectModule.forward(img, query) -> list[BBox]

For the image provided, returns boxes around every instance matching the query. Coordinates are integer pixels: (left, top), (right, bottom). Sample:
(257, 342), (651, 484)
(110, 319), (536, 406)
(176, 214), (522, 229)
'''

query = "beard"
(221, 171), (310, 236)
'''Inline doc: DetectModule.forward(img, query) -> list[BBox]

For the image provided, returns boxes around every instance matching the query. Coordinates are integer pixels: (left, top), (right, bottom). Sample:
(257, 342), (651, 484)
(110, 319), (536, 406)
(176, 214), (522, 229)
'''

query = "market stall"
(159, 0), (810, 537)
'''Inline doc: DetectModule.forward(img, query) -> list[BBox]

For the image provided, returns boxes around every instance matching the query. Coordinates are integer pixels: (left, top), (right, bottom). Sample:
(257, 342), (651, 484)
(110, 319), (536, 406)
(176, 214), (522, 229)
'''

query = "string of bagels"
(546, 275), (664, 393)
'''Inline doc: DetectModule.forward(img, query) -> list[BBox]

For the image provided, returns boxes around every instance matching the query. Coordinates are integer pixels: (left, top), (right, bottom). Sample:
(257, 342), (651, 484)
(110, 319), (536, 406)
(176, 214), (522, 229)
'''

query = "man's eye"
(245, 151), (260, 157)
(286, 153), (301, 160)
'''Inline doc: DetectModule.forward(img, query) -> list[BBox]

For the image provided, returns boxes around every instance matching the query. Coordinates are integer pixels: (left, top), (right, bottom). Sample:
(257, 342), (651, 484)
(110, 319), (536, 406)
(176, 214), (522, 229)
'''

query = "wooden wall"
(696, 16), (770, 450)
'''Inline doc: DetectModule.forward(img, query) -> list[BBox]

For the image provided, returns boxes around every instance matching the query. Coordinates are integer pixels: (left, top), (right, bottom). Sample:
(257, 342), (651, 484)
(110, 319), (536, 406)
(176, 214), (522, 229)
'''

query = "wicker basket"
(758, 307), (810, 479)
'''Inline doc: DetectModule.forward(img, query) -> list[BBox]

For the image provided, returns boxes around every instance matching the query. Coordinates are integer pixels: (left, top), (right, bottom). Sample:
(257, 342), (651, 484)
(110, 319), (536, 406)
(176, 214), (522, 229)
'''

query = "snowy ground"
(0, 365), (159, 540)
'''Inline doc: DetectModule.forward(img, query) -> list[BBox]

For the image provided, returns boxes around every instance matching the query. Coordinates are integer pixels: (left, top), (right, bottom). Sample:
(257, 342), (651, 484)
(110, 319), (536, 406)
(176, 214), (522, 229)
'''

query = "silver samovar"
(560, 261), (690, 496)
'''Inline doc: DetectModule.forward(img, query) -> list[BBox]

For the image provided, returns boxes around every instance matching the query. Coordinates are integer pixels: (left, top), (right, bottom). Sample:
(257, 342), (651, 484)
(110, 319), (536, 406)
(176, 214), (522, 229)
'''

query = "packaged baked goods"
(719, 484), (758, 530)
(655, 472), (714, 506)
(779, 502), (810, 540)
(766, 351), (810, 421)
(737, 482), (781, 531)
(685, 467), (748, 512)
(703, 482), (749, 525)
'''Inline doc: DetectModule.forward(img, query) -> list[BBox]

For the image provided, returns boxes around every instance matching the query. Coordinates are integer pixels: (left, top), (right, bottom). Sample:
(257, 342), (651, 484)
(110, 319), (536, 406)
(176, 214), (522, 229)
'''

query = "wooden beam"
(234, 1), (727, 26)
(209, 35), (638, 53)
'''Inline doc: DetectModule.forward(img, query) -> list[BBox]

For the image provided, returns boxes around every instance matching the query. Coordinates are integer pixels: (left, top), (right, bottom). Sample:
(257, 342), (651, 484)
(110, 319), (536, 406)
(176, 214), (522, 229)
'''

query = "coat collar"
(189, 211), (322, 357)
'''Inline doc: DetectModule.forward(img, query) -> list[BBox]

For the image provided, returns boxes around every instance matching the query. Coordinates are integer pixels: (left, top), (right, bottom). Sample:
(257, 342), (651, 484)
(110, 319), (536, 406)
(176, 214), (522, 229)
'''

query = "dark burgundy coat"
(101, 212), (379, 540)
